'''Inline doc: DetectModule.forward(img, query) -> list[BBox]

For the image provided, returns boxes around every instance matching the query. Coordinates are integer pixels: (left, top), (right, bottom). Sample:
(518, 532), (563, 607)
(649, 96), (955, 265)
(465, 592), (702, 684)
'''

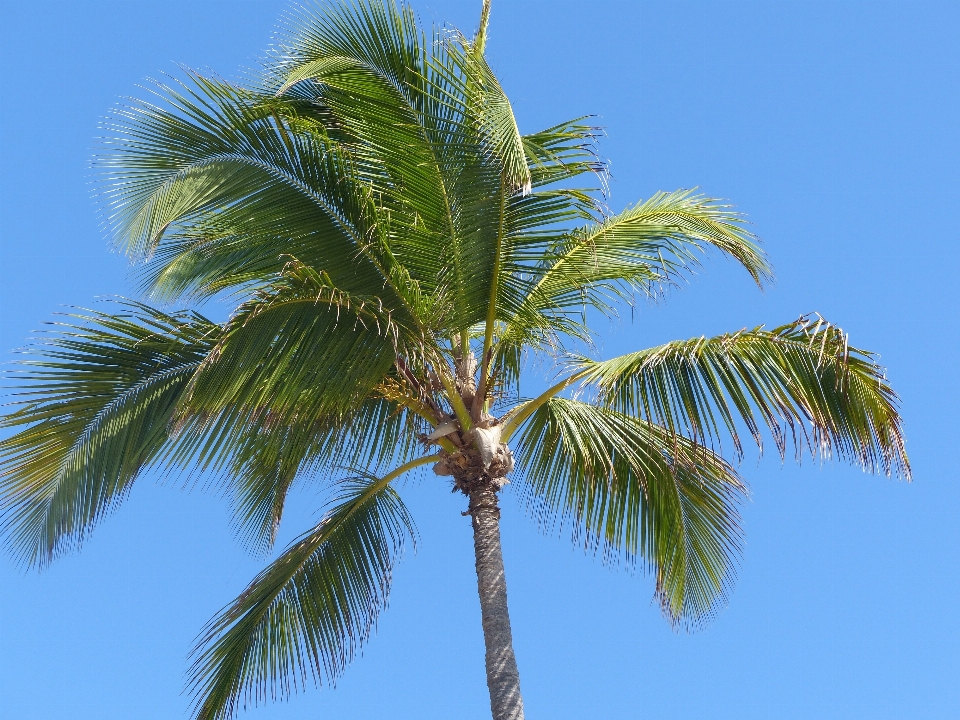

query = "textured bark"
(468, 486), (525, 720)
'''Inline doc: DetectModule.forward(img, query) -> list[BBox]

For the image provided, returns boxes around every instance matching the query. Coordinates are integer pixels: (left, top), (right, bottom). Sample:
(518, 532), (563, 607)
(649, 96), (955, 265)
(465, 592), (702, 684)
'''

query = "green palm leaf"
(187, 464), (429, 720)
(514, 397), (745, 625)
(0, 302), (218, 567)
(270, 1), (486, 325)
(521, 118), (606, 191)
(0, 298), (422, 564)
(445, 32), (531, 194)
(508, 189), (769, 323)
(574, 314), (909, 477)
(98, 72), (397, 305)
(493, 189), (771, 384)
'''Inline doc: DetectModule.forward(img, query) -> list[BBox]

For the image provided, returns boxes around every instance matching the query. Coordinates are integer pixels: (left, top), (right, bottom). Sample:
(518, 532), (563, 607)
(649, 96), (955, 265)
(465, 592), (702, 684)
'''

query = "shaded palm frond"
(0, 289), (422, 567)
(222, 397), (425, 556)
(271, 0), (491, 328)
(182, 258), (408, 428)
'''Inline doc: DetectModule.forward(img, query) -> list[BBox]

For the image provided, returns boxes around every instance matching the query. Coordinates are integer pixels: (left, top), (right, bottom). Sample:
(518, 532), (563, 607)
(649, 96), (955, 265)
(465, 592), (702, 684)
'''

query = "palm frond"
(522, 117), (607, 191)
(97, 72), (398, 305)
(492, 190), (771, 386)
(271, 1), (488, 327)
(517, 188), (769, 316)
(0, 302), (219, 567)
(574, 314), (910, 477)
(273, 0), (540, 333)
(187, 463), (430, 720)
(0, 295), (423, 566)
(222, 397), (424, 556)
(182, 258), (407, 427)
(514, 397), (745, 626)
(446, 33), (530, 194)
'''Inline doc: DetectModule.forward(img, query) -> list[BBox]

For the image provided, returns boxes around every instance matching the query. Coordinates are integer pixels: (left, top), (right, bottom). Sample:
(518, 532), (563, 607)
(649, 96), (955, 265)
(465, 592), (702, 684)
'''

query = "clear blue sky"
(1, 1), (958, 718)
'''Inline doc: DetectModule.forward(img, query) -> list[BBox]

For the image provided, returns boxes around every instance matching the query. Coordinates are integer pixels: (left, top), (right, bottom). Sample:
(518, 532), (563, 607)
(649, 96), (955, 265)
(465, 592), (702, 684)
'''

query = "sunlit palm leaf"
(514, 397), (745, 625)
(522, 118), (606, 191)
(0, 303), (218, 567)
(574, 314), (910, 477)
(187, 472), (418, 720)
(272, 0), (543, 331)
(511, 189), (769, 319)
(494, 189), (771, 384)
(445, 33), (531, 194)
(271, 0), (494, 327)
(98, 73), (395, 304)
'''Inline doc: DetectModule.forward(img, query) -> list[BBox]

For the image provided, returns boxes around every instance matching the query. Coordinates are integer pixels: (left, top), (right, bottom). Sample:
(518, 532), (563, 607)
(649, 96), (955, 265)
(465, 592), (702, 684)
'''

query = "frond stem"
(475, 0), (492, 54)
(376, 453), (443, 490)
(500, 369), (588, 442)
(475, 176), (508, 420)
(439, 366), (473, 432)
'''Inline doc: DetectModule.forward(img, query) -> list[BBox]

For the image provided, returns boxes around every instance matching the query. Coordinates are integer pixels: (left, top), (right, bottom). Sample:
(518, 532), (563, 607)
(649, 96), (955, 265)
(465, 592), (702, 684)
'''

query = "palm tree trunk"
(468, 486), (525, 720)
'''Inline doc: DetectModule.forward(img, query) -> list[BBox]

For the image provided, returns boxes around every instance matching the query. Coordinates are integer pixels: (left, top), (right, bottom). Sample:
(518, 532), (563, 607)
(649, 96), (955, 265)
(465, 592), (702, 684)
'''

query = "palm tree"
(0, 2), (909, 719)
